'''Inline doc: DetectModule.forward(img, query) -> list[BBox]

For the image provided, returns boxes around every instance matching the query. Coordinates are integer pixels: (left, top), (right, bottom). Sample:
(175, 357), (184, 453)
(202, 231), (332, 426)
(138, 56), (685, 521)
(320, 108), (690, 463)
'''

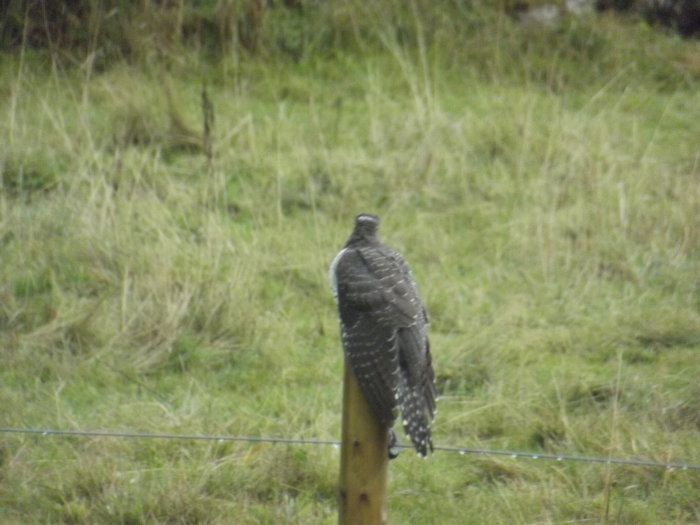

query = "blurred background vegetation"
(1, 1), (699, 523)
(1, 1), (699, 65)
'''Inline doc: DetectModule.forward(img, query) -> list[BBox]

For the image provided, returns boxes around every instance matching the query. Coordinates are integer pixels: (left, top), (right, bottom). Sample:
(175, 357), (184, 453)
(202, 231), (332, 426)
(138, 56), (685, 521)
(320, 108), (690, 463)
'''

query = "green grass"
(2, 7), (700, 524)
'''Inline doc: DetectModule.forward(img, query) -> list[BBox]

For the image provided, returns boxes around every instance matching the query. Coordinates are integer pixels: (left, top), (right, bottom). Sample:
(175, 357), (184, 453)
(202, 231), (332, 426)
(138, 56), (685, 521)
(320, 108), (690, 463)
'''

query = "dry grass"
(1, 5), (700, 523)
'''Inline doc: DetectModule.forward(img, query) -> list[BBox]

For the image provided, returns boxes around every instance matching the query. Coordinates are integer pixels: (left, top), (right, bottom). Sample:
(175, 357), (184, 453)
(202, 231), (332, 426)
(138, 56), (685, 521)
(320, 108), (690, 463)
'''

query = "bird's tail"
(399, 380), (434, 457)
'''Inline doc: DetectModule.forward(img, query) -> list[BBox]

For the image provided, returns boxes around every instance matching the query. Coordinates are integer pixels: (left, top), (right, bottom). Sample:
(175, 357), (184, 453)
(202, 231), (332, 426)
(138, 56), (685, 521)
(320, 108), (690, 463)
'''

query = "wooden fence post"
(338, 359), (389, 525)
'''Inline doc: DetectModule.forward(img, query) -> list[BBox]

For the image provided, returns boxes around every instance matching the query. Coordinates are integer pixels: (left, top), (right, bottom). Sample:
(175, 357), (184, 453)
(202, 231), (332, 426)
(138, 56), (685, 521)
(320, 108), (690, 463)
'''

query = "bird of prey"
(330, 213), (437, 456)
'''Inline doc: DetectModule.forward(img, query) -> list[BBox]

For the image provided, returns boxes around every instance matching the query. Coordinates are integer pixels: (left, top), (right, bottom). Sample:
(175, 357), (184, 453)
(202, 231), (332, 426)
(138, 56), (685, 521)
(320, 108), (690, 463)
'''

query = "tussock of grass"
(2, 6), (700, 524)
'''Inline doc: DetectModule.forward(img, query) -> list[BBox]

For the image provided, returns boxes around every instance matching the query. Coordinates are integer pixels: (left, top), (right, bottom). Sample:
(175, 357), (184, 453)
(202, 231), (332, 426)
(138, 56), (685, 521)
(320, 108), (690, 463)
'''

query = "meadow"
(1, 3), (699, 523)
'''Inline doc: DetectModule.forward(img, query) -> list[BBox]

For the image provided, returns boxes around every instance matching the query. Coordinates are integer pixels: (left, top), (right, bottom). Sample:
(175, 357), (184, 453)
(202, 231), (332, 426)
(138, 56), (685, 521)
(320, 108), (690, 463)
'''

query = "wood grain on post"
(338, 360), (389, 525)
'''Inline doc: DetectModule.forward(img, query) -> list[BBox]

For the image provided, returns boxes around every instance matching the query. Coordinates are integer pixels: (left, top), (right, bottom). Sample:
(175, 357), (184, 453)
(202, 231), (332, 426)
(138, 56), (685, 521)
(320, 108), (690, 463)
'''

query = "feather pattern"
(331, 214), (436, 456)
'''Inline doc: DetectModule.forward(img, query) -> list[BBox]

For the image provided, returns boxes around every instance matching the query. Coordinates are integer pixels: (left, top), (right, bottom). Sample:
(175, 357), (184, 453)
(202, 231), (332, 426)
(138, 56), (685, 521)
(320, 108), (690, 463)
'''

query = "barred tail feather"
(399, 377), (434, 457)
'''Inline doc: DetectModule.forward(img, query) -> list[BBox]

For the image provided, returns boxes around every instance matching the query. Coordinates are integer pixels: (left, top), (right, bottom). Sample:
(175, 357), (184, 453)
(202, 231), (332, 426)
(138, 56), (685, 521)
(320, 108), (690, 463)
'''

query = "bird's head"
(347, 213), (380, 245)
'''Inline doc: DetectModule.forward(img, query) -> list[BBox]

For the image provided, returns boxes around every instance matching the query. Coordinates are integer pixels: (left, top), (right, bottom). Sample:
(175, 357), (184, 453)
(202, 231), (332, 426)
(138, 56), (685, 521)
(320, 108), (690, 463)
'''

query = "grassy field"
(1, 5), (700, 523)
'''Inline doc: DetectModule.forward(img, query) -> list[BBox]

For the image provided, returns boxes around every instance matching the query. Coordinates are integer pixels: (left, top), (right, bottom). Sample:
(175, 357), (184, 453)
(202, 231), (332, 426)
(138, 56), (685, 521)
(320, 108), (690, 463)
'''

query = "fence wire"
(1, 427), (698, 471)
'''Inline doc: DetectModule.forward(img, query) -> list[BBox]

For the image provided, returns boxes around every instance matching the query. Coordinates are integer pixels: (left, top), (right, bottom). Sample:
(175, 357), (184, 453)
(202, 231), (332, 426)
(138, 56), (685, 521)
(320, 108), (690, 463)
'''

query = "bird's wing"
(334, 247), (410, 425)
(334, 243), (436, 440)
(365, 245), (437, 454)
(353, 244), (425, 326)
(360, 244), (434, 405)
(340, 311), (400, 426)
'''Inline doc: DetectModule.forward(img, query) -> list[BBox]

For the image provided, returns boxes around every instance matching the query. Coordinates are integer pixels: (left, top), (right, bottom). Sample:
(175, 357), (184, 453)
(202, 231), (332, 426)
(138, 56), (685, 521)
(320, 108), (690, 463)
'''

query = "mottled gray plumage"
(330, 214), (437, 456)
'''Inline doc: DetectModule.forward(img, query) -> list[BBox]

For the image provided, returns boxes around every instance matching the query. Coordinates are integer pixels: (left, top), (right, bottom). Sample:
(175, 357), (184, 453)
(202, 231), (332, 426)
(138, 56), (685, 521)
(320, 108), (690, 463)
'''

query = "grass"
(1, 6), (700, 523)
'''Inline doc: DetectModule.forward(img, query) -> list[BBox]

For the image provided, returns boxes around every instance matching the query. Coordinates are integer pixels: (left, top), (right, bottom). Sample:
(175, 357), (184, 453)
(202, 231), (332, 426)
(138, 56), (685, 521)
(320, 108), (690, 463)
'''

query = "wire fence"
(2, 427), (698, 471)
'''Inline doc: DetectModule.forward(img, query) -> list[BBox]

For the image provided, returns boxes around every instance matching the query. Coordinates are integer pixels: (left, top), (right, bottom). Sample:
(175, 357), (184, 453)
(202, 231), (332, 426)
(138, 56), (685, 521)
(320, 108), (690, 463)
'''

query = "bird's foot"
(388, 429), (400, 460)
